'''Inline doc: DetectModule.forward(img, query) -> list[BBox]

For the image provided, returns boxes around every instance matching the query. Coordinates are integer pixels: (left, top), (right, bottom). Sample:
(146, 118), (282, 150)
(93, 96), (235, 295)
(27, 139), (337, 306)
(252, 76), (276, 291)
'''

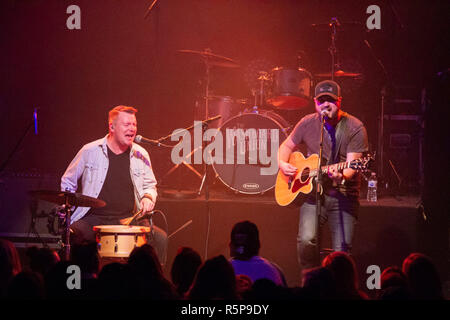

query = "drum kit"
(29, 190), (152, 260)
(173, 17), (362, 195)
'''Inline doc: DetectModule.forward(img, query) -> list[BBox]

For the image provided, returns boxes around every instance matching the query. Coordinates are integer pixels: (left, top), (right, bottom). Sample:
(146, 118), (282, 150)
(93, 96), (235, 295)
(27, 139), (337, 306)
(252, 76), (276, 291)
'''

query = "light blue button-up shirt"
(61, 135), (157, 223)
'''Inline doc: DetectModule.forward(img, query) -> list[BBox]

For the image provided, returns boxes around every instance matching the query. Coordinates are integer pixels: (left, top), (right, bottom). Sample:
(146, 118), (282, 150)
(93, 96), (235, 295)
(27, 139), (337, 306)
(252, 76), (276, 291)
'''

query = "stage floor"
(155, 187), (422, 294)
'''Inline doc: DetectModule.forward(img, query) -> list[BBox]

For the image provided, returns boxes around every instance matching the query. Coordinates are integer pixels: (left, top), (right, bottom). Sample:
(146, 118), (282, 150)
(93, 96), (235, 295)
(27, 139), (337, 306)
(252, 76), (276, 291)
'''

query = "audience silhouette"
(321, 251), (368, 299)
(229, 220), (286, 287)
(0, 239), (22, 298)
(170, 246), (202, 298)
(187, 255), (238, 300)
(402, 252), (444, 300)
(377, 266), (411, 300)
(0, 223), (447, 301)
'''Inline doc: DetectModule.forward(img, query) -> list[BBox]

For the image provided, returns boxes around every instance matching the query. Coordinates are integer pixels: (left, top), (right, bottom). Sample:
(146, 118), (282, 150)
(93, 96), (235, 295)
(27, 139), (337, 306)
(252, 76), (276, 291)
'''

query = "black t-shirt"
(88, 146), (135, 218)
(289, 111), (369, 198)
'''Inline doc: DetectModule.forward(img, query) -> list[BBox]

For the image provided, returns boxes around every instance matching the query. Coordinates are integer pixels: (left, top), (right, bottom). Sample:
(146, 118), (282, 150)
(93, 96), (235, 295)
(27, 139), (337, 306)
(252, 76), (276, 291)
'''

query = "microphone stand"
(363, 39), (389, 191)
(315, 114), (326, 264)
(155, 116), (221, 189)
(198, 121), (211, 260)
(328, 17), (340, 81)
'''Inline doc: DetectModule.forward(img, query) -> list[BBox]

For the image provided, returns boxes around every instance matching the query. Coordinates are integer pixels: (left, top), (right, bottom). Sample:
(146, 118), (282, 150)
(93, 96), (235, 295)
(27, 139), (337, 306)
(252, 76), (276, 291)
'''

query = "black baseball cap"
(314, 80), (341, 99)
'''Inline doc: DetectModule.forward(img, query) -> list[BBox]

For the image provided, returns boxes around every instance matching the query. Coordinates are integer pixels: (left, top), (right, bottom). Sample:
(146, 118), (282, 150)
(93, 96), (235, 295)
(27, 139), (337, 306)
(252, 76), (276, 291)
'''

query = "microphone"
(33, 108), (39, 135)
(134, 135), (160, 146)
(320, 109), (330, 118)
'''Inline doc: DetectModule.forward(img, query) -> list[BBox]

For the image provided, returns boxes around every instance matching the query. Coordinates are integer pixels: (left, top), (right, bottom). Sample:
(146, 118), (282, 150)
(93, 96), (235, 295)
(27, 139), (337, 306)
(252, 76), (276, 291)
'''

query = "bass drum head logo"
(242, 183), (260, 190)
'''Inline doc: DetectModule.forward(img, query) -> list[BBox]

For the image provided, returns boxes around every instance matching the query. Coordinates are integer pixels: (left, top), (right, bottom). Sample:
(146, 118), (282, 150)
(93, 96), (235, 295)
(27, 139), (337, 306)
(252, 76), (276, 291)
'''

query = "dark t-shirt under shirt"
(289, 111), (369, 199)
(88, 146), (135, 218)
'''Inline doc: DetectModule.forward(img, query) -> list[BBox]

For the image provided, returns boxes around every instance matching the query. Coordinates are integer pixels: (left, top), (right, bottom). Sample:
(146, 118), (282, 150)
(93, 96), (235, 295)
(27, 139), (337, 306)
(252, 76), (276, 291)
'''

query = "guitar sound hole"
(300, 167), (310, 183)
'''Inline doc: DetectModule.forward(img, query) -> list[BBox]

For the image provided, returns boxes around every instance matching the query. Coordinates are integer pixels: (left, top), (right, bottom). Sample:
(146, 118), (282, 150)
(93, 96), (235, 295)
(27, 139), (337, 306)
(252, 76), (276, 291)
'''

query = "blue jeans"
(297, 192), (358, 269)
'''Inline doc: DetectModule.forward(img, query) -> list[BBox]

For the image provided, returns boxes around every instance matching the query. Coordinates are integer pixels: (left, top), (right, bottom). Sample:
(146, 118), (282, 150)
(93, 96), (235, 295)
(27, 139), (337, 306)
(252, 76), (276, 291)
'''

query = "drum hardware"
(177, 48), (238, 130)
(177, 49), (240, 68)
(314, 70), (362, 78)
(176, 48), (241, 196)
(27, 199), (51, 248)
(252, 71), (271, 110)
(312, 18), (363, 80)
(29, 190), (106, 260)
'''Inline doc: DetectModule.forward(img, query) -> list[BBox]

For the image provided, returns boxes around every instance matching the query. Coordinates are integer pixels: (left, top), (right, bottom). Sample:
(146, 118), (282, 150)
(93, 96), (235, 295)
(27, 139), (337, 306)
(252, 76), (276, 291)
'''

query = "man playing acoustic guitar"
(278, 80), (369, 271)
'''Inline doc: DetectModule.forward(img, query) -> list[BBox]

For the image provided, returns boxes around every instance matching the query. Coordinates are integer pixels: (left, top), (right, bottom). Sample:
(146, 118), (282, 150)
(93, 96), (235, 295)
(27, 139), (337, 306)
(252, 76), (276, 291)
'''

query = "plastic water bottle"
(367, 172), (378, 202)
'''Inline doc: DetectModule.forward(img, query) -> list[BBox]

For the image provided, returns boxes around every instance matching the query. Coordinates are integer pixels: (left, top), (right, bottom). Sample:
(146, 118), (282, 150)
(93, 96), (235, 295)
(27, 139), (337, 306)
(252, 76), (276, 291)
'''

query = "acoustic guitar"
(275, 152), (373, 206)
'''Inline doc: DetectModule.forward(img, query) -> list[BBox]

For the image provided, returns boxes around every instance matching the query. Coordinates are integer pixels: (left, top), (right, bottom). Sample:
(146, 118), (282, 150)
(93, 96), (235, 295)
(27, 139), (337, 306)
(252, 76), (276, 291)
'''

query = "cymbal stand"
(254, 71), (270, 111)
(328, 17), (341, 81)
(197, 49), (214, 195)
(61, 192), (73, 261)
(159, 49), (214, 188)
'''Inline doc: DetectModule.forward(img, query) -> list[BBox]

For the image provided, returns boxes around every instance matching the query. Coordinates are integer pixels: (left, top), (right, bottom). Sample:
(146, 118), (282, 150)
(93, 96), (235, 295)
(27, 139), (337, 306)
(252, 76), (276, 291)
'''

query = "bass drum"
(212, 111), (290, 194)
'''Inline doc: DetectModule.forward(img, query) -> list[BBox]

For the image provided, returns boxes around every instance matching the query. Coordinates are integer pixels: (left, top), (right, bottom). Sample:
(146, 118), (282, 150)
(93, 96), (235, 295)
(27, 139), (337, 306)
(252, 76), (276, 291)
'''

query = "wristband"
(142, 194), (155, 202)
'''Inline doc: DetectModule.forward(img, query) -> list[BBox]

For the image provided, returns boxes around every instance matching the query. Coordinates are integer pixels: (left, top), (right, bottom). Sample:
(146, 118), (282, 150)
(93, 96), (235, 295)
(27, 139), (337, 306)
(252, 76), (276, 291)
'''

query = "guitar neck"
(310, 160), (351, 177)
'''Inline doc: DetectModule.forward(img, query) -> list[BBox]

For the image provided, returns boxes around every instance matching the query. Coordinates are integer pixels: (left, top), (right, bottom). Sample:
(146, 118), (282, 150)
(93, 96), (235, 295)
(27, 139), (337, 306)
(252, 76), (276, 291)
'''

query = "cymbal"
(208, 60), (240, 68)
(311, 21), (363, 29)
(30, 190), (106, 208)
(315, 70), (362, 78)
(177, 49), (238, 65)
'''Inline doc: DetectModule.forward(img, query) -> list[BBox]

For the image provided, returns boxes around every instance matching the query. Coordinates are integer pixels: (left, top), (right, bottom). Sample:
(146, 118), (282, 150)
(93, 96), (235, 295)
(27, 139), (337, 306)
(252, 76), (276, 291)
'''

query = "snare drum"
(93, 225), (150, 258)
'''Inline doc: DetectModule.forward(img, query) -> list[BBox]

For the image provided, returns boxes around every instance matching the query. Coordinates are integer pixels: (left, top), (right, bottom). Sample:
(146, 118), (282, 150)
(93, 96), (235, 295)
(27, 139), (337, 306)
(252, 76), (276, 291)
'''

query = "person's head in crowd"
(7, 271), (45, 299)
(244, 278), (292, 300)
(97, 262), (132, 299)
(402, 252), (443, 299)
(380, 266), (408, 289)
(44, 260), (79, 299)
(171, 247), (202, 297)
(0, 239), (22, 297)
(301, 266), (336, 300)
(128, 244), (163, 277)
(377, 266), (411, 300)
(229, 221), (260, 260)
(71, 242), (99, 279)
(127, 244), (178, 299)
(26, 246), (60, 277)
(322, 251), (368, 299)
(188, 255), (238, 300)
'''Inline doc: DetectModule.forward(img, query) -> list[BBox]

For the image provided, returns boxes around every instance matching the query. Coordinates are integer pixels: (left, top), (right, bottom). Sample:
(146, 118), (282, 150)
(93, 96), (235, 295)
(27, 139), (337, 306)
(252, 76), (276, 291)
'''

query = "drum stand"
(160, 50), (216, 191)
(328, 17), (340, 82)
(197, 50), (218, 196)
(61, 193), (74, 261)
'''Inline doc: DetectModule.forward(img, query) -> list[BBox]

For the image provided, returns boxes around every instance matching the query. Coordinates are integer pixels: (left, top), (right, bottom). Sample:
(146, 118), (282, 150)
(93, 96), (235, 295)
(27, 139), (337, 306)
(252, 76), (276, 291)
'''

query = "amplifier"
(0, 171), (61, 246)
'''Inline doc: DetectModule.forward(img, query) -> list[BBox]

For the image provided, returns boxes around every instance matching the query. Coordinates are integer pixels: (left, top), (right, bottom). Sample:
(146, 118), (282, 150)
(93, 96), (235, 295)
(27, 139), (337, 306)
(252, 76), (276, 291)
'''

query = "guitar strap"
(328, 112), (349, 165)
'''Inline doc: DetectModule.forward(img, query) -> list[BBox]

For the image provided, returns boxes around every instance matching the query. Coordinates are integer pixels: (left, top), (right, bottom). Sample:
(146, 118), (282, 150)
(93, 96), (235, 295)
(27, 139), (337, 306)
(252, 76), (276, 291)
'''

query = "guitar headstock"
(349, 153), (374, 171)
